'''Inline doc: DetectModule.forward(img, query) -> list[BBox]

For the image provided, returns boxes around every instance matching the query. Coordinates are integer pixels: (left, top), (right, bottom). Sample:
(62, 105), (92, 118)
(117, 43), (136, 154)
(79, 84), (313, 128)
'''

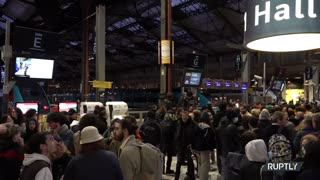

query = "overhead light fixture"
(294, 77), (302, 79)
(244, 0), (320, 52)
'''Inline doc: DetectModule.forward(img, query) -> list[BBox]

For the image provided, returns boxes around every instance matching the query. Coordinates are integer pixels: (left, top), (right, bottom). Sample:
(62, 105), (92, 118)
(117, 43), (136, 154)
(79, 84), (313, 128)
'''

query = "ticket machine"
(80, 102), (104, 117)
(105, 101), (128, 125)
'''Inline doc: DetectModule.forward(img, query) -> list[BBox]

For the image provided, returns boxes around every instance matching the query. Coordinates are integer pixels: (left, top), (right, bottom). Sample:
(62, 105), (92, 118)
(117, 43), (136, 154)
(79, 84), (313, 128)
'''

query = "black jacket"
(193, 122), (214, 151)
(216, 118), (241, 157)
(240, 161), (273, 180)
(175, 119), (196, 151)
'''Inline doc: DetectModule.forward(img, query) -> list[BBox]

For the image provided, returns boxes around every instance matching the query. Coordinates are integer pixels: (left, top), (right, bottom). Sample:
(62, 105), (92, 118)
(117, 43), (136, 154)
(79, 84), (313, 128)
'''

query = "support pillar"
(241, 52), (250, 104)
(160, 0), (173, 99)
(95, 4), (106, 102)
(312, 66), (319, 101)
(1, 22), (14, 115)
(81, 0), (90, 102)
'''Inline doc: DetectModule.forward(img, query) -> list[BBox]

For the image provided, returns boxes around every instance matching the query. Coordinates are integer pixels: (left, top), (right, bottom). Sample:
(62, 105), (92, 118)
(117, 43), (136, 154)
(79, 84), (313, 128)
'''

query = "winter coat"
(0, 139), (24, 180)
(118, 135), (143, 180)
(240, 139), (270, 180)
(216, 118), (241, 157)
(193, 122), (215, 151)
(64, 150), (123, 180)
(175, 119), (196, 152)
(22, 153), (53, 180)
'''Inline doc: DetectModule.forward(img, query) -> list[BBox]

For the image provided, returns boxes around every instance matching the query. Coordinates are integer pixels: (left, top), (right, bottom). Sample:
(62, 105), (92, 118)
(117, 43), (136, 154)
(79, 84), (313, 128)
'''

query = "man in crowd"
(47, 112), (74, 153)
(21, 132), (57, 180)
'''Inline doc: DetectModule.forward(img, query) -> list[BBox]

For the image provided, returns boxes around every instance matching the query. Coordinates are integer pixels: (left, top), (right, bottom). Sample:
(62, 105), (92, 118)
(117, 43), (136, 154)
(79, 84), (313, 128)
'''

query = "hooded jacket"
(193, 122), (214, 151)
(22, 153), (53, 180)
(240, 139), (270, 180)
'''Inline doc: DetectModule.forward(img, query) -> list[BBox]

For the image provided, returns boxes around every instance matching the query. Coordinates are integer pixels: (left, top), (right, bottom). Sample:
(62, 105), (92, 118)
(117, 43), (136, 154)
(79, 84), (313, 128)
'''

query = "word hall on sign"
(245, 0), (317, 31)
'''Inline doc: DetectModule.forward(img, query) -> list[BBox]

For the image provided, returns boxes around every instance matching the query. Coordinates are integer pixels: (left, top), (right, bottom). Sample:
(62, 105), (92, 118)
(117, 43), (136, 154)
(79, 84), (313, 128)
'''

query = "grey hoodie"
(22, 153), (53, 180)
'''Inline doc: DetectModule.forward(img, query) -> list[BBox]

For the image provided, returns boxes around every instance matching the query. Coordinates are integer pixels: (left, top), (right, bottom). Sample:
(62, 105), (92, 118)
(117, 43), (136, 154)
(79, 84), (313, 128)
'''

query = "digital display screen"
(272, 80), (285, 91)
(242, 82), (248, 90)
(234, 82), (240, 88)
(59, 102), (77, 112)
(215, 80), (222, 87)
(15, 57), (54, 79)
(205, 80), (212, 86)
(16, 102), (38, 114)
(184, 72), (202, 86)
(225, 81), (231, 88)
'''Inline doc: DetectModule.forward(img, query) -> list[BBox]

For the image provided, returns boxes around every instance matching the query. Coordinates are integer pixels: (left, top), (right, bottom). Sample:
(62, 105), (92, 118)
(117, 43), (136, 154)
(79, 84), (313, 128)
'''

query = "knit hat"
(80, 126), (103, 145)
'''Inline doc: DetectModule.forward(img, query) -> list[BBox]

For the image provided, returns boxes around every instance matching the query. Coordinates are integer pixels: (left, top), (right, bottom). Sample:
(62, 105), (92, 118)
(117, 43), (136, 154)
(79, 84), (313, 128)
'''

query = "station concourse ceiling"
(0, 0), (254, 81)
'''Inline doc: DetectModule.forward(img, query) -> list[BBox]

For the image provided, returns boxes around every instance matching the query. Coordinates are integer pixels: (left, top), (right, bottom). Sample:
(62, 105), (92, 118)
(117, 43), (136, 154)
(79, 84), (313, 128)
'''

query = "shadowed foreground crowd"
(1, 102), (320, 180)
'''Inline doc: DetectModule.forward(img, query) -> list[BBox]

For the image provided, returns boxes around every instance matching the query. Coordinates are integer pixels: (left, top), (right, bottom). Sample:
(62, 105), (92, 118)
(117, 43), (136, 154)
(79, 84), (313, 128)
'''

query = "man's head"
(271, 111), (285, 126)
(240, 105), (249, 115)
(181, 110), (190, 122)
(68, 109), (77, 120)
(46, 112), (67, 130)
(114, 116), (138, 142)
(25, 132), (57, 157)
(80, 126), (104, 153)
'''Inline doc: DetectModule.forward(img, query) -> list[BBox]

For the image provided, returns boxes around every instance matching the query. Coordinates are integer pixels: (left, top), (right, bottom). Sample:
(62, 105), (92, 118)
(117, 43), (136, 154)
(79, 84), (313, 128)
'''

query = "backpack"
(268, 129), (292, 163)
(139, 143), (164, 180)
(20, 160), (50, 180)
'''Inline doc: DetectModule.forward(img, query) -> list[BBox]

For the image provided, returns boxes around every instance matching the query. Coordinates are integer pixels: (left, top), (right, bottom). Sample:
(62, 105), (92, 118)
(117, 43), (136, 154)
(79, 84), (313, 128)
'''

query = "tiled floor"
(162, 156), (219, 180)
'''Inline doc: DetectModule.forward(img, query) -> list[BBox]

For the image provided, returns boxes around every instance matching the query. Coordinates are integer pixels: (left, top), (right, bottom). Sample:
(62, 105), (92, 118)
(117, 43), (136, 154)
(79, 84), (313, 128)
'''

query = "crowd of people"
(0, 100), (320, 180)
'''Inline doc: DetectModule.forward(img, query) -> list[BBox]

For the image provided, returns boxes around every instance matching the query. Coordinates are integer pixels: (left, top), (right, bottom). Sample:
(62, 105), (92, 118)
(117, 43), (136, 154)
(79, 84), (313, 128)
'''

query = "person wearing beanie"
(64, 126), (123, 180)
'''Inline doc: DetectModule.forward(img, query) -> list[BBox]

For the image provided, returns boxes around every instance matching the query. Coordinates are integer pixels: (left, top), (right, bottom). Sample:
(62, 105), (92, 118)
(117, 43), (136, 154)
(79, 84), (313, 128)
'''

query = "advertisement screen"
(16, 102), (38, 114)
(272, 80), (285, 91)
(15, 57), (54, 79)
(59, 102), (77, 112)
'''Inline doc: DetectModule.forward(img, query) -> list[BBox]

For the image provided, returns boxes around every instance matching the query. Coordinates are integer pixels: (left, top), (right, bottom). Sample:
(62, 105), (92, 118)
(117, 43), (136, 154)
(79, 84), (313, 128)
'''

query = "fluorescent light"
(294, 77), (302, 79)
(246, 33), (320, 52)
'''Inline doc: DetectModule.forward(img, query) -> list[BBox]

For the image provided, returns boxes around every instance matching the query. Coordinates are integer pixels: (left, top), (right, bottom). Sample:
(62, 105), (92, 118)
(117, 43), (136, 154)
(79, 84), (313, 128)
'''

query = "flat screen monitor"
(15, 57), (54, 79)
(16, 102), (38, 114)
(241, 82), (248, 90)
(59, 102), (77, 112)
(272, 80), (285, 91)
(234, 82), (240, 88)
(224, 81), (231, 88)
(205, 80), (212, 87)
(214, 80), (222, 87)
(183, 71), (202, 86)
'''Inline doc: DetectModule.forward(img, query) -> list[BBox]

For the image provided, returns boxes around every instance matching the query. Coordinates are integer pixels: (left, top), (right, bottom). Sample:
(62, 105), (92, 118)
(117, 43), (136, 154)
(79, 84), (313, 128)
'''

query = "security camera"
(254, 75), (263, 80)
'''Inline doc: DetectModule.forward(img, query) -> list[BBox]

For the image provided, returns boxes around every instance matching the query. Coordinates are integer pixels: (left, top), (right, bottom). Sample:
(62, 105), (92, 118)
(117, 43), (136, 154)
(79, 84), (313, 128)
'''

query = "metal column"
(313, 66), (319, 101)
(1, 22), (15, 115)
(81, 0), (90, 102)
(160, 0), (172, 96)
(241, 52), (250, 104)
(95, 4), (106, 102)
